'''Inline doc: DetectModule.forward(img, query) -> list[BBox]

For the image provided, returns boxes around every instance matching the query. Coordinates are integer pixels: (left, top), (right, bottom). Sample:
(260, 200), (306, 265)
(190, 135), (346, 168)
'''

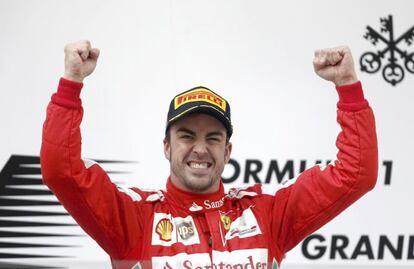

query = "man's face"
(163, 113), (232, 194)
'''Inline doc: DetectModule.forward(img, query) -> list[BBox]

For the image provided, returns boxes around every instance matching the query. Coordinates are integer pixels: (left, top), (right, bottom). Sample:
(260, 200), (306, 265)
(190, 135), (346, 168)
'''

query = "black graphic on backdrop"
(1, 155), (396, 266)
(302, 234), (414, 260)
(223, 159), (393, 186)
(0, 155), (133, 269)
(360, 15), (414, 86)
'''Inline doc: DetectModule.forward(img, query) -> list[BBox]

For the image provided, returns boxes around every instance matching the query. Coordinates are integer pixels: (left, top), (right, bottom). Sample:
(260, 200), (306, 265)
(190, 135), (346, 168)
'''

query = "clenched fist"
(313, 46), (358, 86)
(63, 40), (100, 83)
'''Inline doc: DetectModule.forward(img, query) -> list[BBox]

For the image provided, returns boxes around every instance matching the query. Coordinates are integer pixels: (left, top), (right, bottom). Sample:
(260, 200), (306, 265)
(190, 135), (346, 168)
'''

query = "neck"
(166, 177), (226, 213)
(169, 173), (220, 194)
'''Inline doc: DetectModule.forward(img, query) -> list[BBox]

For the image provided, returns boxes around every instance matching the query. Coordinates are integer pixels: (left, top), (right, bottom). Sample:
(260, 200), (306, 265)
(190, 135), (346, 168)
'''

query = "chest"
(138, 203), (276, 268)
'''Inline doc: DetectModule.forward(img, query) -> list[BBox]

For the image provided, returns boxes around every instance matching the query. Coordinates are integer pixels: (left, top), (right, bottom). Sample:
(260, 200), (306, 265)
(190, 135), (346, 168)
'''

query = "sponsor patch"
(156, 218), (173, 242)
(219, 207), (262, 245)
(152, 213), (176, 246)
(203, 197), (225, 209)
(174, 88), (226, 111)
(189, 202), (203, 212)
(152, 213), (200, 246)
(212, 249), (268, 266)
(177, 221), (194, 240)
(175, 216), (200, 245)
(151, 249), (268, 268)
(220, 214), (232, 231)
(152, 253), (211, 269)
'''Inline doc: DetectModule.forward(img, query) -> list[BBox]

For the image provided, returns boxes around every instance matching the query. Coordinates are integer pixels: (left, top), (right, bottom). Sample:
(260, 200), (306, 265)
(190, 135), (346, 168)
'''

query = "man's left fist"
(313, 46), (358, 86)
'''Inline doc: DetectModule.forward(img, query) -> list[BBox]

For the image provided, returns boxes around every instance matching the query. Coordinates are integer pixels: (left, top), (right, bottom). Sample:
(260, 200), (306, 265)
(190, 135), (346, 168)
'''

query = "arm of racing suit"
(271, 81), (378, 255)
(41, 78), (144, 260)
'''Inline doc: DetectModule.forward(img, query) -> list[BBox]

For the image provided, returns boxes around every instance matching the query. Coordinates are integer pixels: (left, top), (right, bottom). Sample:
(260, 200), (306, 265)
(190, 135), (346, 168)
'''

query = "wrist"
(63, 72), (84, 83)
(334, 74), (358, 87)
(336, 81), (369, 111)
(51, 78), (84, 108)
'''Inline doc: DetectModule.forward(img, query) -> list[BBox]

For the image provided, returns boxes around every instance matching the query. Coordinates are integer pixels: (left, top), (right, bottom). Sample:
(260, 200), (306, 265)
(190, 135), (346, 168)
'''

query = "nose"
(192, 140), (208, 156)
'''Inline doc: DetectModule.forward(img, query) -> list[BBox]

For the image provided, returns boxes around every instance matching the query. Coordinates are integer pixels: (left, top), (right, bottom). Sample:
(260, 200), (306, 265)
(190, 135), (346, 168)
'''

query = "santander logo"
(189, 198), (225, 211)
(165, 255), (267, 269)
(203, 197), (225, 209)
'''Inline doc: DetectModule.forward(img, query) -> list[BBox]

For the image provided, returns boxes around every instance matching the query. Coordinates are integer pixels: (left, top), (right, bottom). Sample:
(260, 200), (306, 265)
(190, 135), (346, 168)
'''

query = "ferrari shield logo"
(220, 214), (231, 231)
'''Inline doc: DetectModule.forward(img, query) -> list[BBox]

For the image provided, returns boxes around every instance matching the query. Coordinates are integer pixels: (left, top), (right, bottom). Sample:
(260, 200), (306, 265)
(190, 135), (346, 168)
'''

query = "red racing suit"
(41, 78), (378, 269)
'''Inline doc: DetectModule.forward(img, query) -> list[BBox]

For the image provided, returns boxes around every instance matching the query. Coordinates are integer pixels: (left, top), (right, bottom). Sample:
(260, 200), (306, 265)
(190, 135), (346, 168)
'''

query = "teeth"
(189, 162), (208, 169)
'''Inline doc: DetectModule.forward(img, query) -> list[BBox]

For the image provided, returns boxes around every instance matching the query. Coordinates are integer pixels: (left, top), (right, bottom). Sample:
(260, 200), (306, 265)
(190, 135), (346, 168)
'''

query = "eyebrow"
(176, 128), (196, 136)
(207, 131), (224, 137)
(176, 128), (224, 137)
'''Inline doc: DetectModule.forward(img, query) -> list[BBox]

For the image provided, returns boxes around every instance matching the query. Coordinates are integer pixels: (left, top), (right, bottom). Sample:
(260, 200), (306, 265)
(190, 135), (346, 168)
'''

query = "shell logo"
(156, 218), (173, 241)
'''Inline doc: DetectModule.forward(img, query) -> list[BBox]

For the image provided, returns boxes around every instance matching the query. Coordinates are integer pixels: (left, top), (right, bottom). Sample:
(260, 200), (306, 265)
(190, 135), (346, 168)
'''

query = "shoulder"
(224, 176), (301, 200)
(224, 183), (276, 199)
(116, 185), (166, 203)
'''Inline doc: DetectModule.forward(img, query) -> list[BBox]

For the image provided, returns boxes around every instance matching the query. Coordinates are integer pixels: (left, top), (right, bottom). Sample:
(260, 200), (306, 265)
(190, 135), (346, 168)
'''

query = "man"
(41, 40), (378, 268)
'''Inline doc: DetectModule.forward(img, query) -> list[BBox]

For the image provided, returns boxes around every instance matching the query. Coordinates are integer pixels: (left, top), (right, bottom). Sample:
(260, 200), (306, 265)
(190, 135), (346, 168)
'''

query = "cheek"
(164, 147), (170, 161)
(212, 148), (227, 163)
(170, 144), (186, 161)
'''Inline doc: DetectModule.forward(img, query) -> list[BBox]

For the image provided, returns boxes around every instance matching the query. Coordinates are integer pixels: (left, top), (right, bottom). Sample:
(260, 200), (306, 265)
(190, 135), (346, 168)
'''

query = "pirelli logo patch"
(174, 88), (226, 111)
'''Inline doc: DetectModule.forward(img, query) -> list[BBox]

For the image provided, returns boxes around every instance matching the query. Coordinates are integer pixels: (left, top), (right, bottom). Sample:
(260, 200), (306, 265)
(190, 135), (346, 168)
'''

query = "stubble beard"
(181, 173), (215, 193)
(170, 150), (218, 193)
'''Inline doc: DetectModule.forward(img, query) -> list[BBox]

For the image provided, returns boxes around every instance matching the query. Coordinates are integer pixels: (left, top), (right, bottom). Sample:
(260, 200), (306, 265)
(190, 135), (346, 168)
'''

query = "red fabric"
(51, 78), (83, 108)
(336, 81), (369, 111)
(41, 80), (378, 268)
(166, 177), (225, 213)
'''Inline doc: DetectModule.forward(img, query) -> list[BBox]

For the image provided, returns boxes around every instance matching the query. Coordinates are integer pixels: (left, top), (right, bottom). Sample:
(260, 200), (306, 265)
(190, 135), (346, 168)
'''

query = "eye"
(208, 137), (221, 142)
(180, 135), (193, 140)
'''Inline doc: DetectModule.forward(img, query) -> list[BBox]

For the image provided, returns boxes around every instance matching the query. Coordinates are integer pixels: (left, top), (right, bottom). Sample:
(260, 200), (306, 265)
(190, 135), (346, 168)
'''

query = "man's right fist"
(63, 40), (100, 83)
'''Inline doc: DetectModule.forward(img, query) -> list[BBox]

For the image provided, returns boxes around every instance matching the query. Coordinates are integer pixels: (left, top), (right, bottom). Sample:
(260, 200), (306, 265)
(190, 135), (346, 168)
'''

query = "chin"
(185, 177), (214, 192)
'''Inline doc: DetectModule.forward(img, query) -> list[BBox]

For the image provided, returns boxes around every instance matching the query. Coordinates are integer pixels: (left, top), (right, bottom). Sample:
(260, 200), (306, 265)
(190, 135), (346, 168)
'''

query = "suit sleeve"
(40, 78), (143, 259)
(271, 81), (378, 254)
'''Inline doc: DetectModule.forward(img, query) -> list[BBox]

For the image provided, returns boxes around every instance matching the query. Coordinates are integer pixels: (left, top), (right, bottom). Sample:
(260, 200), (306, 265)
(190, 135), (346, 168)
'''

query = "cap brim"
(166, 104), (232, 137)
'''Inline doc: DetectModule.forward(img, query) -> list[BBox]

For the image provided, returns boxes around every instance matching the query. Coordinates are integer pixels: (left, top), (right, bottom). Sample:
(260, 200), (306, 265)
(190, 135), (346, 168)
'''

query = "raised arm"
(41, 41), (144, 260)
(271, 46), (378, 255)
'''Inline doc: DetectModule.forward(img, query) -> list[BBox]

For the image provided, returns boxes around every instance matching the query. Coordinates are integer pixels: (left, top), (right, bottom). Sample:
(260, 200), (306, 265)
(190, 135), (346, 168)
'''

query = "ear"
(163, 138), (171, 161)
(224, 142), (232, 163)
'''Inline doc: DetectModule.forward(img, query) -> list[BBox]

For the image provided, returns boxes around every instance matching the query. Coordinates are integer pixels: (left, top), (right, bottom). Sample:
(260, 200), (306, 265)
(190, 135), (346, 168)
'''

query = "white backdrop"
(0, 0), (413, 268)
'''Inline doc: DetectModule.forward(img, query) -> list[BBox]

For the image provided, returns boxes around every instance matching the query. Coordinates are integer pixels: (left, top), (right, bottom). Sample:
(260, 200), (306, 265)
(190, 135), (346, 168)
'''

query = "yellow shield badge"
(220, 214), (232, 231)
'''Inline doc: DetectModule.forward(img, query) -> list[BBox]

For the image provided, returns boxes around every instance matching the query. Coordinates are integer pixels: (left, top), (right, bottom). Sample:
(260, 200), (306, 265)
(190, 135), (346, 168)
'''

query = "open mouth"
(187, 161), (212, 169)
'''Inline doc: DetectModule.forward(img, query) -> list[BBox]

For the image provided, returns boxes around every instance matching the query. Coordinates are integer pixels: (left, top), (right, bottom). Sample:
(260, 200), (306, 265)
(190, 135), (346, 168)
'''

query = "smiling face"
(164, 113), (232, 194)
